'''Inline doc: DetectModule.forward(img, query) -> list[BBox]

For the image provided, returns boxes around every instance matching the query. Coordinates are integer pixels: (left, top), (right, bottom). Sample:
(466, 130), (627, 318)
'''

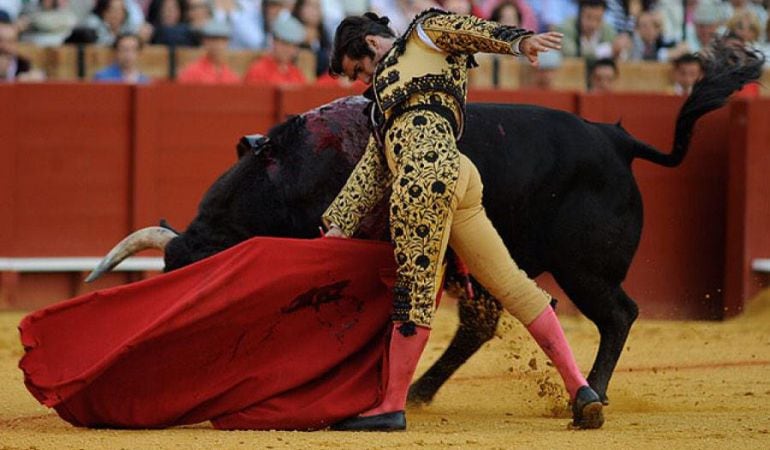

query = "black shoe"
(571, 386), (604, 429)
(330, 411), (406, 431)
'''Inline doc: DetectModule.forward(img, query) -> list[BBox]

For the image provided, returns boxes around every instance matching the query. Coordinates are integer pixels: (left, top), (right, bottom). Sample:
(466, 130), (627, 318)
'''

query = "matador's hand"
(324, 223), (347, 238)
(520, 32), (563, 66)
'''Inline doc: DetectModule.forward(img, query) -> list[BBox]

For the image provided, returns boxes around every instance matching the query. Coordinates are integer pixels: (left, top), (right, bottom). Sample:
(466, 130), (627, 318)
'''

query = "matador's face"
(340, 35), (395, 85)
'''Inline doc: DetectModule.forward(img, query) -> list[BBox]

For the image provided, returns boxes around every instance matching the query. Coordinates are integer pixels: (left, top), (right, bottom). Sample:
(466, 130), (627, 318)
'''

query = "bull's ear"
(236, 134), (270, 160)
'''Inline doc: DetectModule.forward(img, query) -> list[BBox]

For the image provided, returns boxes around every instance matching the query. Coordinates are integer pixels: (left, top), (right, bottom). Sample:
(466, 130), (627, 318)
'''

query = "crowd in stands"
(0, 0), (768, 94)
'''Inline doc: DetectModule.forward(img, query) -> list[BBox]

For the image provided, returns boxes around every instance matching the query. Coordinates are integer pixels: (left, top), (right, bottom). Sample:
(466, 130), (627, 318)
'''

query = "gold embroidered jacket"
(323, 10), (533, 236)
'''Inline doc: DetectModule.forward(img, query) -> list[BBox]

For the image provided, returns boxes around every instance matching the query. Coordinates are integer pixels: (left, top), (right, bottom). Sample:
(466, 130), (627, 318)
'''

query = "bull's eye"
(415, 255), (430, 269)
(416, 224), (430, 237)
(409, 185), (423, 197)
(424, 151), (438, 162)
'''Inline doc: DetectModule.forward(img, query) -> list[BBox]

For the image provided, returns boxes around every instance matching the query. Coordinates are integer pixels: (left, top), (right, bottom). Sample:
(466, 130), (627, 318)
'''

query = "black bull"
(91, 42), (762, 406)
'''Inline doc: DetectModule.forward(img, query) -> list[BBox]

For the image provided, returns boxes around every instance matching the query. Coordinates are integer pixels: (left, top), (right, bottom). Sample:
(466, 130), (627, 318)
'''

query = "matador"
(322, 9), (604, 431)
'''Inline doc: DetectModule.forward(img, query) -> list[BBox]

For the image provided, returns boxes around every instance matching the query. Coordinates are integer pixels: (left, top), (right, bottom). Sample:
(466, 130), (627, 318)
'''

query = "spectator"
(670, 53), (703, 95)
(94, 32), (150, 83)
(763, 17), (770, 67)
(687, 0), (726, 53)
(726, 9), (762, 46)
(443, 0), (473, 15)
(177, 19), (240, 83)
(262, 0), (289, 35)
(587, 56), (617, 92)
(185, 0), (213, 30)
(0, 0), (21, 21)
(371, 0), (440, 35)
(227, 0), (269, 50)
(319, 0), (345, 39)
(630, 9), (686, 61)
(147, 0), (197, 46)
(483, 0), (539, 31)
(0, 21), (44, 81)
(529, 47), (562, 90)
(81, 0), (149, 45)
(18, 0), (78, 47)
(559, 0), (619, 60)
(724, 15), (762, 98)
(531, 0), (578, 32)
(244, 10), (306, 85)
(656, 0), (697, 44)
(723, 0), (767, 40)
(489, 0), (519, 26)
(293, 0), (330, 76)
(603, 0), (636, 35)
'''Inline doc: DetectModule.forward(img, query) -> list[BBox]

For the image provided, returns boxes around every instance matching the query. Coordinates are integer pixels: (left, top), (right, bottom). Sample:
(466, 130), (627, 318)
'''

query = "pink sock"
(525, 307), (588, 399)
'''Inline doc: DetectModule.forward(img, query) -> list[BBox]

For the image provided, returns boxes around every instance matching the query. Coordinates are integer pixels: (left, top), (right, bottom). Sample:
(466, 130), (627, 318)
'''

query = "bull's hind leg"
(407, 277), (503, 405)
(554, 272), (639, 404)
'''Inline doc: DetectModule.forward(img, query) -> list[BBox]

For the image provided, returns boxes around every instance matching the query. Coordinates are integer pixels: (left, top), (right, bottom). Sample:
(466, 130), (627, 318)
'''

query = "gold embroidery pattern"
(420, 14), (532, 56)
(386, 109), (460, 326)
(322, 136), (392, 236)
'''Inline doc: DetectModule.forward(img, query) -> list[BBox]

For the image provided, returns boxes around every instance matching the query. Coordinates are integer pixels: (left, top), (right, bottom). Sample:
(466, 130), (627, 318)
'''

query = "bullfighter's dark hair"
(329, 13), (396, 77)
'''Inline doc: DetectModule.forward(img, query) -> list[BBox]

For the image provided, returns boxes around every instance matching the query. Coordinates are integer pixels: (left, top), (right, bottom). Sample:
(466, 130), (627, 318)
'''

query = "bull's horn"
(85, 226), (178, 283)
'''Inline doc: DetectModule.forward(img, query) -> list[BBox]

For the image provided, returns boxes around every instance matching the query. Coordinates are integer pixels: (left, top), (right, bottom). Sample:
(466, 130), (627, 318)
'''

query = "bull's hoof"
(570, 386), (604, 430)
(406, 384), (435, 407)
(330, 411), (406, 432)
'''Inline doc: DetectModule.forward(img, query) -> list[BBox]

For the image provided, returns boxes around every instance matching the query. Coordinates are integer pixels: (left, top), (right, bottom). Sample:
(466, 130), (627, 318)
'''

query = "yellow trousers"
(385, 109), (549, 327)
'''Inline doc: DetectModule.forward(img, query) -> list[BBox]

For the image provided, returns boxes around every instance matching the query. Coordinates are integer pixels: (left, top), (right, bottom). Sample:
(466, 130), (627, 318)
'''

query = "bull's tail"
(632, 39), (765, 168)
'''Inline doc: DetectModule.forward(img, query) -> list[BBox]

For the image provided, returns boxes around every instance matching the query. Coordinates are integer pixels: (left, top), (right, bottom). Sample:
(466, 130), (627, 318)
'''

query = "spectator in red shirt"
(244, 11), (307, 85)
(177, 19), (240, 84)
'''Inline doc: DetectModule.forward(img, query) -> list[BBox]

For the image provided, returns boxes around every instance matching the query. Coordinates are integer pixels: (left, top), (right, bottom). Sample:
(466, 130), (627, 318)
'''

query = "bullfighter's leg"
(332, 109), (459, 431)
(448, 155), (604, 429)
(386, 109), (460, 330)
(408, 277), (503, 405)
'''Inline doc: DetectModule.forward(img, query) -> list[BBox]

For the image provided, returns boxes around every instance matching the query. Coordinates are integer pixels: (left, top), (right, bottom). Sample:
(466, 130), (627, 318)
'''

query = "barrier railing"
(15, 43), (770, 96)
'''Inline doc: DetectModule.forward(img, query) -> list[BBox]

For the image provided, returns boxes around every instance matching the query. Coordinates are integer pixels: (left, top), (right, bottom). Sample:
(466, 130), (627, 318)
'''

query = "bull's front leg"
(408, 276), (503, 405)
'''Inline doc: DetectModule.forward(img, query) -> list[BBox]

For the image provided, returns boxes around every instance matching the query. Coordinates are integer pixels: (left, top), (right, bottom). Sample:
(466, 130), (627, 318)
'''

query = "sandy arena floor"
(1, 290), (769, 450)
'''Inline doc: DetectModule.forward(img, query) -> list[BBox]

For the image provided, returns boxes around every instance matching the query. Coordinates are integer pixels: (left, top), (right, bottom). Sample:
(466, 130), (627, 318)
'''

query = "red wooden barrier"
(0, 84), (134, 256)
(132, 84), (277, 232)
(724, 99), (770, 316)
(468, 89), (578, 112)
(579, 93), (730, 319)
(1, 86), (767, 317)
(0, 83), (137, 307)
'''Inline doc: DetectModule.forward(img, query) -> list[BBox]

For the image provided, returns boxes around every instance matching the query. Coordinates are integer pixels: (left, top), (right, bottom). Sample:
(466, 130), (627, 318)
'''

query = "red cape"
(19, 237), (397, 430)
